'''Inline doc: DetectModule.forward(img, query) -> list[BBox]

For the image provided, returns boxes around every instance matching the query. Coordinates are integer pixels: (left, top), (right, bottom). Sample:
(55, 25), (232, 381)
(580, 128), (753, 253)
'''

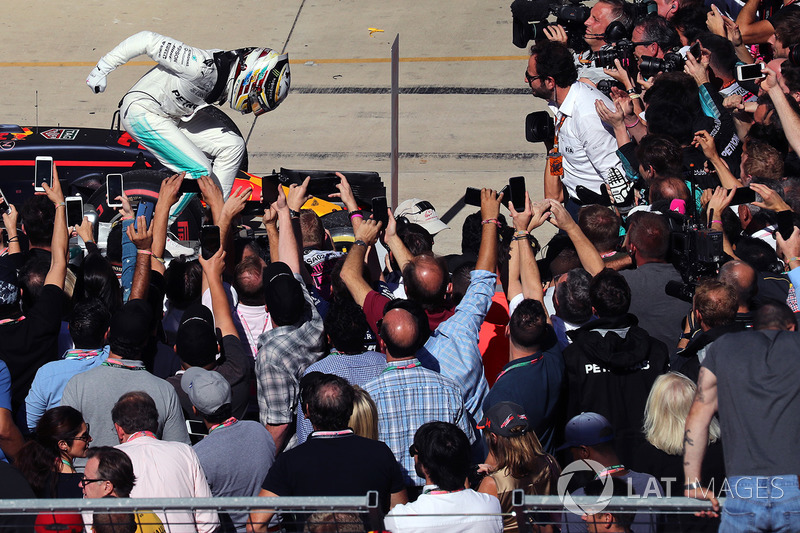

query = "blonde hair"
(348, 386), (378, 440)
(487, 425), (558, 483)
(643, 372), (720, 455)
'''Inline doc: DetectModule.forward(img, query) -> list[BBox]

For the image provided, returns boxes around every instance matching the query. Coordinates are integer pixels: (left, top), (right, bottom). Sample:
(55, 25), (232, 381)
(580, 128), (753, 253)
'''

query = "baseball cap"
(180, 367), (231, 416)
(557, 412), (615, 451)
(477, 402), (530, 437)
(263, 261), (304, 326)
(175, 302), (218, 367)
(394, 199), (449, 235)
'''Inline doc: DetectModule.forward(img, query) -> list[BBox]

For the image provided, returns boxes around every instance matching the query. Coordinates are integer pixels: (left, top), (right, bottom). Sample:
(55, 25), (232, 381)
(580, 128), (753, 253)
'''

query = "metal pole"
(390, 34), (399, 210)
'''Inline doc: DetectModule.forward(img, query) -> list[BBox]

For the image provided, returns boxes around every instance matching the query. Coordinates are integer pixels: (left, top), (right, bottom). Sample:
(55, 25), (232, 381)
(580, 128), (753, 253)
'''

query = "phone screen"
(729, 187), (756, 205)
(179, 179), (202, 193)
(66, 197), (83, 227)
(201, 225), (221, 260)
(35, 158), (53, 191)
(107, 174), (123, 207)
(689, 42), (702, 61)
(737, 63), (765, 82)
(371, 196), (389, 226)
(509, 176), (526, 210)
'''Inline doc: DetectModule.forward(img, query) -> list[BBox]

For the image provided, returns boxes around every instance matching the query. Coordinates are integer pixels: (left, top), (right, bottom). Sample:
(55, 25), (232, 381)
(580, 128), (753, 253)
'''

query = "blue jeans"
(721, 475), (800, 533)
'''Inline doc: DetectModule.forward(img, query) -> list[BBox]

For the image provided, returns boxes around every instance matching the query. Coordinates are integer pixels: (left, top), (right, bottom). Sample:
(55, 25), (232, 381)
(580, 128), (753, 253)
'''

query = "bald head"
(403, 253), (450, 309)
(718, 260), (757, 312)
(380, 308), (422, 359)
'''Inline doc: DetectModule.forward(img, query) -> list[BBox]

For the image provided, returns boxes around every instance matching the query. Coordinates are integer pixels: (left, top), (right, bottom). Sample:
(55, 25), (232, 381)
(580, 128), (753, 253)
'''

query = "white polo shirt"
(548, 81), (623, 198)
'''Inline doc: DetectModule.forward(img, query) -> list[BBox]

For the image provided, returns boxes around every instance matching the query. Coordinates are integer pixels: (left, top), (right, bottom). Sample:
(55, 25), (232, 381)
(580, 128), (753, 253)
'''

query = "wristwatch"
(684, 481), (702, 491)
(289, 209), (301, 219)
(353, 240), (367, 247)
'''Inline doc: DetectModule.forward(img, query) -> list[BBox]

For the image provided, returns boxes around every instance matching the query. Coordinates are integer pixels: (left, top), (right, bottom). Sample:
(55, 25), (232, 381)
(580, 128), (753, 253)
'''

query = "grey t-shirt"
(621, 262), (691, 358)
(703, 329), (800, 477)
(61, 358), (190, 447)
(194, 420), (276, 532)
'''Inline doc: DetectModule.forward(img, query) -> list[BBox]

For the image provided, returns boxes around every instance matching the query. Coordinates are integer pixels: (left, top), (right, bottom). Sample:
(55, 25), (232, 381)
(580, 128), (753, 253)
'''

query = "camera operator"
(632, 14), (682, 71)
(545, 0), (633, 85)
(526, 41), (629, 214)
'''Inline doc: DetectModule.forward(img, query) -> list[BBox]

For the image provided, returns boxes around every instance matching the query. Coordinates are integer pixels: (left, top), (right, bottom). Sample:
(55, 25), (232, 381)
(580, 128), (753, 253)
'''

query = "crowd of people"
(1, 1), (800, 531)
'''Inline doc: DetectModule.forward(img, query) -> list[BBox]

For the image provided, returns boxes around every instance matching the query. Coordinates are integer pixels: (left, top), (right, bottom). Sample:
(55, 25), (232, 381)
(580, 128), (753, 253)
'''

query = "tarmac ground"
(0, 0), (562, 254)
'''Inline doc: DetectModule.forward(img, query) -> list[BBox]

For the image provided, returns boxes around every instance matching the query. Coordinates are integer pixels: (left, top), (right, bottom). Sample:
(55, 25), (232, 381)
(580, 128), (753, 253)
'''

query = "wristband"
(629, 93), (641, 100)
(7, 236), (19, 243)
(153, 255), (166, 264)
(789, 257), (800, 263)
(137, 249), (153, 256)
(514, 230), (529, 237)
(353, 240), (367, 247)
(349, 212), (363, 220)
(121, 216), (134, 221)
(512, 235), (529, 242)
(624, 117), (640, 129)
(711, 220), (722, 225)
(482, 218), (501, 228)
(626, 88), (638, 94)
(55, 202), (66, 208)
(684, 481), (702, 491)
(289, 209), (301, 219)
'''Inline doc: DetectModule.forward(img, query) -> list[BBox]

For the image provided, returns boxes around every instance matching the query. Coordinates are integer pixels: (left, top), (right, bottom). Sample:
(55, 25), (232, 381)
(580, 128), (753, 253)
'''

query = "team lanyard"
(102, 359), (147, 371)
(0, 315), (25, 326)
(237, 309), (270, 357)
(63, 348), (105, 360)
(126, 431), (156, 442)
(495, 355), (543, 382)
(208, 417), (238, 434)
(549, 115), (568, 177)
(382, 361), (421, 374)
(595, 464), (626, 479)
(423, 486), (467, 495)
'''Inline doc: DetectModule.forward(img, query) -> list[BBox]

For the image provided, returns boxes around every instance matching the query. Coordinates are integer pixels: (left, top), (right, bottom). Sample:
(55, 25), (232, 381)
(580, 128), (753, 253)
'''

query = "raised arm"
(2, 205), (20, 255)
(476, 188), (502, 273)
(340, 219), (382, 307)
(275, 185), (303, 276)
(127, 216), (154, 301)
(546, 200), (604, 275)
(153, 172), (184, 271)
(199, 248), (238, 338)
(42, 166), (68, 289)
(383, 208), (414, 271)
(735, 0), (776, 44)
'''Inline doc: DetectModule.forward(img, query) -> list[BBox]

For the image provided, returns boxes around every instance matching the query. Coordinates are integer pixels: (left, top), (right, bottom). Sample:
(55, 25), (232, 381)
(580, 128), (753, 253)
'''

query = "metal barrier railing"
(0, 494), (383, 533)
(512, 493), (725, 533)
(0, 493), (726, 533)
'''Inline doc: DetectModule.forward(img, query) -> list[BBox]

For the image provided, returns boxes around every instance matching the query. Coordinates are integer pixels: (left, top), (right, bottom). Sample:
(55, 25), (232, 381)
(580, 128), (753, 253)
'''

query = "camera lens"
(638, 56), (665, 79)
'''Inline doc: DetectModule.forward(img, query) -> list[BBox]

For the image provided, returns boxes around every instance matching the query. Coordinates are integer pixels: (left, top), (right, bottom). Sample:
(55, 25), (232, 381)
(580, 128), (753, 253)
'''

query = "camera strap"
(549, 115), (567, 177)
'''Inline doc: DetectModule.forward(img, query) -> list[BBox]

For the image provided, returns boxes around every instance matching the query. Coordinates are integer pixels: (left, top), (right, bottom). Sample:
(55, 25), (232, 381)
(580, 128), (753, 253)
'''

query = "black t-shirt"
(168, 334), (252, 422)
(0, 284), (65, 412)
(262, 432), (404, 531)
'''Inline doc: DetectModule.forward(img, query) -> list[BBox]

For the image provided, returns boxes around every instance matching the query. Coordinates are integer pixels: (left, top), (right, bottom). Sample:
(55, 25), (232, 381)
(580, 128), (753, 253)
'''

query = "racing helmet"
(229, 48), (290, 116)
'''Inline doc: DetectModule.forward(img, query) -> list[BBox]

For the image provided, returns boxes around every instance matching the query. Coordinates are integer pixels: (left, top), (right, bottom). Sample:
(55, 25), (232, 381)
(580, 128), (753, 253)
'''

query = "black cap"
(263, 261), (304, 326)
(175, 302), (218, 367)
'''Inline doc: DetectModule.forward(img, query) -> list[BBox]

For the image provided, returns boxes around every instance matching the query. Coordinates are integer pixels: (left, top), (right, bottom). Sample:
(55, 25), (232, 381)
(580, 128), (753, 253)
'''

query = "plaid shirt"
(255, 274), (325, 425)
(365, 359), (474, 486)
(294, 350), (387, 444)
(424, 269), (495, 424)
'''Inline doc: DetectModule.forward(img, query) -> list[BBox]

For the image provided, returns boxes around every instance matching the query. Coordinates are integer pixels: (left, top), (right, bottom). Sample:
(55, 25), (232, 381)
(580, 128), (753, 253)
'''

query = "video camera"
(511, 0), (591, 52)
(666, 224), (724, 302)
(525, 110), (556, 143)
(639, 51), (684, 79)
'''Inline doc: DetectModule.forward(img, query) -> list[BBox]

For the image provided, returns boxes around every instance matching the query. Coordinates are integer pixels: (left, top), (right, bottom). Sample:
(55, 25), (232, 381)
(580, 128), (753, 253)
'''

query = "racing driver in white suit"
(87, 31), (290, 219)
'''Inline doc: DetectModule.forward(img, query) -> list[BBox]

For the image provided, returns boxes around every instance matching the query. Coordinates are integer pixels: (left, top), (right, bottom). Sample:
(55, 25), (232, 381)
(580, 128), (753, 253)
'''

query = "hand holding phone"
(736, 63), (765, 82)
(65, 197), (84, 227)
(34, 157), (54, 192)
(371, 196), (389, 227)
(509, 176), (527, 211)
(201, 225), (221, 260)
(107, 174), (124, 208)
(464, 187), (482, 207)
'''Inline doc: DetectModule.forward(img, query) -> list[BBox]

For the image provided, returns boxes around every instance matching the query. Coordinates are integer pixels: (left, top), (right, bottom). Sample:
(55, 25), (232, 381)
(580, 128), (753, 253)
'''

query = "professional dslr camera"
(525, 111), (556, 143)
(639, 51), (684, 79)
(511, 0), (591, 52)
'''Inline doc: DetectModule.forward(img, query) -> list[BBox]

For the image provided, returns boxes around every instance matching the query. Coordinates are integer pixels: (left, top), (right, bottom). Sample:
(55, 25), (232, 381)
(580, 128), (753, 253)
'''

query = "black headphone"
(604, 21), (630, 43)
